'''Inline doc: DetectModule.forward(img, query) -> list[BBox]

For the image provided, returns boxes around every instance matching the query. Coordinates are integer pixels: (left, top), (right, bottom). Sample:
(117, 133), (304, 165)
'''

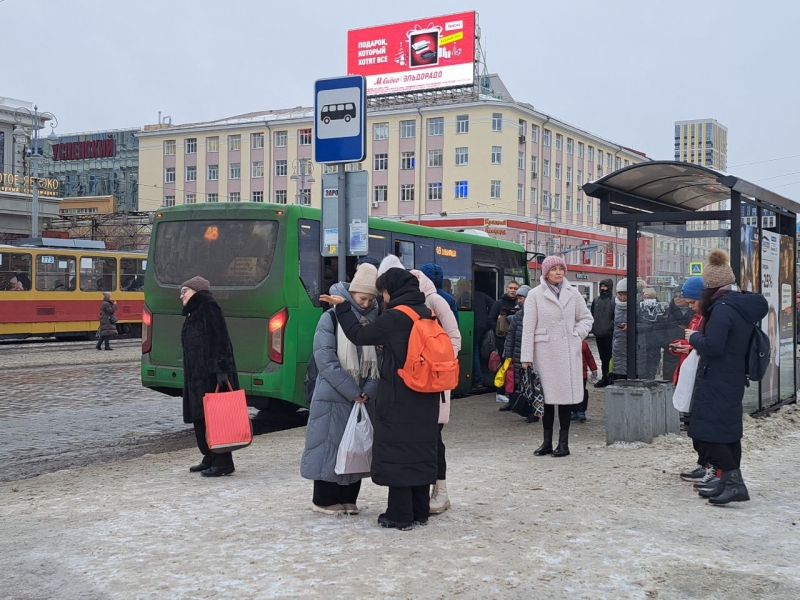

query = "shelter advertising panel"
(347, 11), (476, 96)
(740, 224), (759, 293)
(760, 231), (780, 404)
(779, 235), (794, 400)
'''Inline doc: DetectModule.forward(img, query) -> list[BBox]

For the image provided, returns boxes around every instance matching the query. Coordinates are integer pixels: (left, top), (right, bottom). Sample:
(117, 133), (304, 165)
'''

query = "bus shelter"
(584, 161), (799, 414)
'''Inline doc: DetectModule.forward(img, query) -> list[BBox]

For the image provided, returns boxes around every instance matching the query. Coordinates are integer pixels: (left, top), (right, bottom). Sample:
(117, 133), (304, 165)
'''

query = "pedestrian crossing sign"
(689, 262), (703, 276)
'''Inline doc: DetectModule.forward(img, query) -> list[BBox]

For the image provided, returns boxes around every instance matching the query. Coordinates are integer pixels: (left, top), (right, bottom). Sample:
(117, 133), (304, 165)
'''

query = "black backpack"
(719, 300), (770, 382)
(303, 311), (336, 405)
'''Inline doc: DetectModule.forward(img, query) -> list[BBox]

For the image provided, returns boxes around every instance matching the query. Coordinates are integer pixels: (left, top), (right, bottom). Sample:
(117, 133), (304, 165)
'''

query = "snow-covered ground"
(3, 390), (800, 600)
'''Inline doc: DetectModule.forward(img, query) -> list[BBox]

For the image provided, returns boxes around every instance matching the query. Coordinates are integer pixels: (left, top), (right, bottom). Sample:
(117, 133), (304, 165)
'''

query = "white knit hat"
(377, 254), (405, 277)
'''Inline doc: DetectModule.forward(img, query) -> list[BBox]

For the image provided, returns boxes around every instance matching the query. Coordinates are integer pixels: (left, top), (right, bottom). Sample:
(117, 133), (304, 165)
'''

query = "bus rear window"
(153, 220), (279, 287)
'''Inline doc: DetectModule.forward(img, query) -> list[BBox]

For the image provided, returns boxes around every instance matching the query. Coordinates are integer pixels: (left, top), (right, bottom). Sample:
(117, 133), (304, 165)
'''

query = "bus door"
(391, 235), (434, 270)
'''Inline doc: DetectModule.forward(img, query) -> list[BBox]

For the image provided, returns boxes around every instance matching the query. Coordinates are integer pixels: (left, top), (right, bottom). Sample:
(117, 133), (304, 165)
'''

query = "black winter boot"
(552, 430), (571, 457)
(534, 429), (553, 456)
(708, 469), (750, 505)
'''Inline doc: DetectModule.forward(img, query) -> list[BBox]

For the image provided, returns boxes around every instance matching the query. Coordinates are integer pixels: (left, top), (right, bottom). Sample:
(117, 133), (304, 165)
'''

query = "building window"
(587, 146), (594, 162)
(490, 180), (501, 199)
(185, 193), (196, 204)
(400, 184), (415, 202)
(324, 164), (339, 174)
(587, 199), (593, 217)
(428, 149), (443, 168)
(566, 195), (572, 212)
(624, 159), (630, 167)
(554, 193), (561, 210)
(577, 170), (583, 186)
(374, 185), (387, 203)
(542, 191), (551, 209)
(186, 166), (197, 182)
(492, 112), (503, 132)
(427, 182), (442, 201)
(374, 122), (389, 140)
(207, 193), (219, 203)
(555, 133), (563, 151)
(229, 192), (241, 203)
(517, 183), (524, 202)
(374, 153), (388, 171)
(299, 129), (312, 146)
(615, 157), (622, 170)
(519, 119), (527, 138)
(185, 138), (197, 154)
(566, 166), (572, 184)
(543, 159), (550, 177)
(597, 149), (603, 167)
(555, 163), (562, 180)
(607, 154), (612, 170)
(164, 140), (176, 155)
(428, 117), (444, 136)
(543, 129), (551, 147)
(297, 190), (311, 206)
(345, 162), (362, 172)
(531, 155), (538, 174)
(401, 152), (415, 170)
(455, 147), (468, 166)
(164, 195), (175, 207)
(251, 132), (264, 149)
(206, 137), (219, 153)
(455, 180), (468, 199)
(531, 187), (538, 205)
(252, 161), (264, 178)
(274, 131), (288, 147)
(400, 120), (416, 138)
(576, 197), (583, 214)
(228, 135), (241, 151)
(274, 190), (287, 204)
(531, 125), (539, 143)
(577, 142), (584, 158)
(566, 138), (574, 154)
(456, 115), (469, 134)
(164, 167), (175, 183)
(274, 159), (288, 177)
(518, 151), (525, 170)
(252, 191), (264, 202)
(491, 146), (502, 165)
(229, 163), (241, 179)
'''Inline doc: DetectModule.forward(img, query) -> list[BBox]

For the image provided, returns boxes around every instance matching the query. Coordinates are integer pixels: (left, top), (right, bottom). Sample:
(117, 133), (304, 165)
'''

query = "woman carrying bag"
(520, 256), (594, 458)
(301, 265), (380, 516)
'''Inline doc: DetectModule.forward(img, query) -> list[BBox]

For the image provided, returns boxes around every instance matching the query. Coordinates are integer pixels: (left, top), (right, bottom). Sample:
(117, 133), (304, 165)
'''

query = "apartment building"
(674, 118), (728, 170)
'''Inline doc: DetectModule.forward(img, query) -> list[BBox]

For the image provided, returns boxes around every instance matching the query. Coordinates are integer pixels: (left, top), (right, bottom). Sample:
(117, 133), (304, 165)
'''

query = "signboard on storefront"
(0, 173), (60, 197)
(52, 136), (115, 161)
(347, 11), (476, 96)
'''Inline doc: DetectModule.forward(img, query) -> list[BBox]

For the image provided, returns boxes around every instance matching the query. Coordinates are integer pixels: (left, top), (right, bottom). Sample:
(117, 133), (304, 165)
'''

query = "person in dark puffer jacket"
(501, 285), (531, 416)
(590, 279), (615, 387)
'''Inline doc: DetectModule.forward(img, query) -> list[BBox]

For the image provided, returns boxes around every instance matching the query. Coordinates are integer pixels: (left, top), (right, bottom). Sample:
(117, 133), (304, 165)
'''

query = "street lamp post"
(13, 105), (58, 238)
(290, 159), (315, 205)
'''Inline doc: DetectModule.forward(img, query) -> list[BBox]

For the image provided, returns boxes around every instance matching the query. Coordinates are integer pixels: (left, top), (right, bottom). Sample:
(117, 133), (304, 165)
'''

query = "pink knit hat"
(541, 255), (567, 275)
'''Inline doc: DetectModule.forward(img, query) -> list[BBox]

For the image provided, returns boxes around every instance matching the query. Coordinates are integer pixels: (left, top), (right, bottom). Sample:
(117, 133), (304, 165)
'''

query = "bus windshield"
(153, 220), (279, 287)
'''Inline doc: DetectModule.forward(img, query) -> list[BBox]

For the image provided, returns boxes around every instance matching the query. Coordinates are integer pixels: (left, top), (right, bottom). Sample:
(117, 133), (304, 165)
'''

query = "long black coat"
(661, 300), (693, 381)
(688, 291), (768, 444)
(503, 302), (525, 387)
(180, 291), (239, 424)
(335, 272), (439, 488)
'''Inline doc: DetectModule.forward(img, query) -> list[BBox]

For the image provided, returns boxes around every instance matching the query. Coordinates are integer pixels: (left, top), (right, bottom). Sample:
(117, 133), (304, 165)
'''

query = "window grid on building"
(428, 182), (442, 200)
(566, 195), (572, 212)
(185, 193), (196, 204)
(274, 190), (287, 204)
(518, 151), (525, 170)
(491, 146), (502, 165)
(517, 183), (524, 202)
(208, 164), (218, 180)
(229, 163), (241, 179)
(543, 159), (550, 177)
(207, 193), (219, 203)
(165, 167), (175, 183)
(566, 166), (573, 184)
(531, 125), (539, 143)
(531, 187), (538, 205)
(251, 133), (264, 149)
(252, 191), (264, 202)
(275, 159), (287, 177)
(185, 138), (197, 154)
(455, 180), (468, 199)
(206, 137), (219, 152)
(566, 138), (574, 154)
(400, 152), (415, 170)
(229, 192), (241, 203)
(577, 142), (584, 158)
(228, 135), (241, 151)
(428, 149), (443, 168)
(299, 129), (312, 146)
(456, 115), (469, 134)
(186, 166), (197, 182)
(455, 147), (468, 166)
(490, 180), (501, 199)
(492, 113), (503, 132)
(554, 193), (561, 210)
(555, 163), (562, 180)
(274, 131), (288, 147)
(543, 129), (551, 147)
(374, 153), (388, 171)
(400, 184), (415, 202)
(374, 123), (389, 140)
(428, 117), (444, 136)
(163, 195), (175, 207)
(298, 190), (311, 206)
(555, 133), (563, 151)
(400, 120), (416, 138)
(531, 155), (538, 175)
(252, 161), (264, 178)
(542, 191), (551, 209)
(164, 140), (176, 155)
(374, 185), (387, 203)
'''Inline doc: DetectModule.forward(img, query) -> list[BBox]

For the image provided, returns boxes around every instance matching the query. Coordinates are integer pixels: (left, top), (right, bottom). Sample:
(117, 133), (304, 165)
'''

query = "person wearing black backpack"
(684, 250), (768, 505)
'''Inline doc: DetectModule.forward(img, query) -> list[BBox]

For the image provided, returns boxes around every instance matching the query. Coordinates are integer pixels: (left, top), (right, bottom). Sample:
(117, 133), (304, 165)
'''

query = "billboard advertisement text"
(347, 11), (476, 96)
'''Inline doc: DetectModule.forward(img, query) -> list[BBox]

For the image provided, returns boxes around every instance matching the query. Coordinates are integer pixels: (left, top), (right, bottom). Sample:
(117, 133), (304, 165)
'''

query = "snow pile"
(742, 403), (800, 451)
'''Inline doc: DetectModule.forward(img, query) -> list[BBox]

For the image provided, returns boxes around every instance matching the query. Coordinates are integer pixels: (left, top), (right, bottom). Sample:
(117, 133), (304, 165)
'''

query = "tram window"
(0, 252), (32, 291)
(80, 256), (117, 292)
(36, 255), (76, 292)
(121, 258), (146, 291)
(434, 240), (472, 309)
(298, 219), (322, 306)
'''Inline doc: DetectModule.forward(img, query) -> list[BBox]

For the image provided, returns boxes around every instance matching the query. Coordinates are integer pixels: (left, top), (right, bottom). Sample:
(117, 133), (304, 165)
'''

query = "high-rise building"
(673, 119), (728, 170)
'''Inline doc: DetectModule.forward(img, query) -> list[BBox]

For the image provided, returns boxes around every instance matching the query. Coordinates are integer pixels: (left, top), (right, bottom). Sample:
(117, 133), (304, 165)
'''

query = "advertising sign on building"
(347, 11), (476, 96)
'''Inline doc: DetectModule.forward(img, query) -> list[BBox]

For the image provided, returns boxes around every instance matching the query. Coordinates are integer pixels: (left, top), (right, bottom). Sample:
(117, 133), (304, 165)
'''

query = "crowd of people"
(175, 248), (767, 526)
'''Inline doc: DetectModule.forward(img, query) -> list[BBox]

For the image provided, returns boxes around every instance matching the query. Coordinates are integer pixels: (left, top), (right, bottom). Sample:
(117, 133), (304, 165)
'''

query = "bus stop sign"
(314, 76), (367, 164)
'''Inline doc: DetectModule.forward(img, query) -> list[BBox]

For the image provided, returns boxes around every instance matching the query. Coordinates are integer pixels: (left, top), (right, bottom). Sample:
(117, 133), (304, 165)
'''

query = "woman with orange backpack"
(321, 266), (455, 531)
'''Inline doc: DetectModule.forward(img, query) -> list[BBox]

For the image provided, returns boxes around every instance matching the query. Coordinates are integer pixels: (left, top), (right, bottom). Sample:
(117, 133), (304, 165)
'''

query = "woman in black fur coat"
(180, 276), (239, 477)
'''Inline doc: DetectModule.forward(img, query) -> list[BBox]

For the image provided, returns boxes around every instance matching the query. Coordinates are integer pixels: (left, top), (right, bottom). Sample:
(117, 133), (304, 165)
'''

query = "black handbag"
(480, 330), (496, 359)
(520, 366), (545, 418)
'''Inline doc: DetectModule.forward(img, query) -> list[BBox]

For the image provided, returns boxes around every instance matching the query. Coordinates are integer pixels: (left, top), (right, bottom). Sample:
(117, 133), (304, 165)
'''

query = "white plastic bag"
(673, 349), (699, 412)
(334, 403), (373, 475)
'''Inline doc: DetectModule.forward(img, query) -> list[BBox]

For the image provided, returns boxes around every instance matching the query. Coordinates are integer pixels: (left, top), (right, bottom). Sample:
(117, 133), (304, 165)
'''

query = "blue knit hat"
(681, 276), (705, 300)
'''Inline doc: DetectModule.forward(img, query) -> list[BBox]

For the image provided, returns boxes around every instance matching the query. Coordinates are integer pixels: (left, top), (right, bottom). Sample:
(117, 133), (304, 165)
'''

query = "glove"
(216, 373), (229, 388)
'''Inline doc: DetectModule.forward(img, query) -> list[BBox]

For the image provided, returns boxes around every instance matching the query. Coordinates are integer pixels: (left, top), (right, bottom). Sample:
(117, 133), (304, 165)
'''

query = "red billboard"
(347, 11), (476, 97)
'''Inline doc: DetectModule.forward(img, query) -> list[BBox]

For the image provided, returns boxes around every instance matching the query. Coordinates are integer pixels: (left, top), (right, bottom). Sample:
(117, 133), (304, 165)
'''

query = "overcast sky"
(4, 0), (799, 199)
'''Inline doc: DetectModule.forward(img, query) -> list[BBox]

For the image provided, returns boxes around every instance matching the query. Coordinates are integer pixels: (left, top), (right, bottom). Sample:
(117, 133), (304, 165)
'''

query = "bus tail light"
(268, 308), (288, 364)
(142, 305), (153, 354)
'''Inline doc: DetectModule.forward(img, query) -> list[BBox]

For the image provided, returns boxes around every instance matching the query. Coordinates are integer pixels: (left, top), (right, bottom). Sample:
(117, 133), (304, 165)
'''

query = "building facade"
(674, 118), (728, 170)
(40, 128), (140, 212)
(137, 79), (650, 294)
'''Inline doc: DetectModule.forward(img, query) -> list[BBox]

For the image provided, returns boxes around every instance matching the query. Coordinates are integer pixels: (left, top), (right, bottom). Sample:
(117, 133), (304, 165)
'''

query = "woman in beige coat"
(521, 256), (593, 457)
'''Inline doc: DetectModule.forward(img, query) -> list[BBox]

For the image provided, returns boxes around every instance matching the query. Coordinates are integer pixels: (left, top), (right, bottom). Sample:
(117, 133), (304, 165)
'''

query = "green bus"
(141, 203), (529, 410)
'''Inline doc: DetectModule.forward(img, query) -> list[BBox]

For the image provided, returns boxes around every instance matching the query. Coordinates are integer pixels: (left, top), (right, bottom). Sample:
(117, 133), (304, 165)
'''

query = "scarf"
(336, 313), (379, 382)
(546, 280), (563, 299)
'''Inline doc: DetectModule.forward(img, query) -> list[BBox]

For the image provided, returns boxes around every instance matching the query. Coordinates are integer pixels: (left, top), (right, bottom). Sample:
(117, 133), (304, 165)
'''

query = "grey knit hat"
(181, 276), (211, 292)
(516, 285), (532, 298)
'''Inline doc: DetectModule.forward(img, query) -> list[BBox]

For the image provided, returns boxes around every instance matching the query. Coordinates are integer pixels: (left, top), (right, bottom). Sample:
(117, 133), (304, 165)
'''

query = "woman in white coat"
(378, 255), (461, 514)
(521, 256), (593, 457)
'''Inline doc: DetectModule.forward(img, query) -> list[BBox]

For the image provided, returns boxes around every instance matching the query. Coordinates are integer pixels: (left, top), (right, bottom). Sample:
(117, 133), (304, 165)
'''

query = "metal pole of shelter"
(337, 165), (347, 283)
(729, 191), (742, 281)
(626, 221), (638, 379)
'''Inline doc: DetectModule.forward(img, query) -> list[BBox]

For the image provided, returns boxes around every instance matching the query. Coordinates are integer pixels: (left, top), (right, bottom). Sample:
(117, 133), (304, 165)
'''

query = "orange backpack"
(392, 305), (460, 393)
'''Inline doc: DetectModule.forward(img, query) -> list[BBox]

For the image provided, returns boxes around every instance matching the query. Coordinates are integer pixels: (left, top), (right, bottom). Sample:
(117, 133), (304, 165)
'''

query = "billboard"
(347, 11), (476, 97)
